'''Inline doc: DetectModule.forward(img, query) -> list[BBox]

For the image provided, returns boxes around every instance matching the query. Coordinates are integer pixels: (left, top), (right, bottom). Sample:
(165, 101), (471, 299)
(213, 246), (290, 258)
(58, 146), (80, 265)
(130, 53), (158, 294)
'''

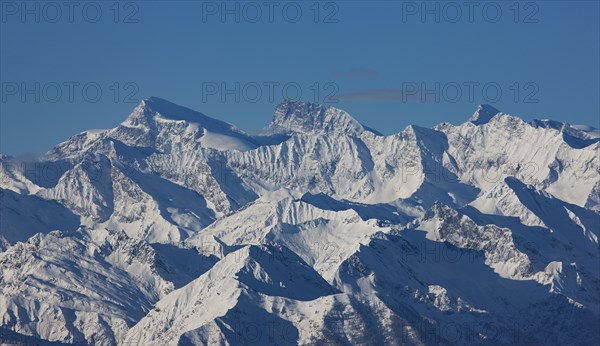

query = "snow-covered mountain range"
(1, 97), (598, 345)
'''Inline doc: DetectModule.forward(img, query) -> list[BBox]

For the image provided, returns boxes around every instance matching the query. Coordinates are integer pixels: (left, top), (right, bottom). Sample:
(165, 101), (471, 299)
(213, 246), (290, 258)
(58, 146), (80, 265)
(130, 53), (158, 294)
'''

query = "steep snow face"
(0, 188), (79, 247)
(0, 229), (214, 345)
(1, 98), (599, 345)
(124, 244), (338, 345)
(530, 118), (600, 148)
(437, 112), (599, 208)
(229, 116), (453, 205)
(471, 177), (600, 245)
(470, 177), (549, 228)
(334, 226), (599, 345)
(184, 189), (400, 282)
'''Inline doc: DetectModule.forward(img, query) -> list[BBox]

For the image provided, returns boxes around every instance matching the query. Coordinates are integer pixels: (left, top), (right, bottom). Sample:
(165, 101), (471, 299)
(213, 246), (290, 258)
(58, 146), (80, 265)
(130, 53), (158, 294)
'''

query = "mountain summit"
(263, 99), (372, 136)
(124, 96), (241, 130)
(469, 104), (501, 125)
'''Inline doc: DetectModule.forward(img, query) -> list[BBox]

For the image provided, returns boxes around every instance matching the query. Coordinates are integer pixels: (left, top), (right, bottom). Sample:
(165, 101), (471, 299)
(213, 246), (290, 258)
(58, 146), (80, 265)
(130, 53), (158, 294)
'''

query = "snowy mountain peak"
(125, 96), (229, 129)
(263, 99), (367, 136)
(469, 104), (502, 125)
(114, 97), (258, 151)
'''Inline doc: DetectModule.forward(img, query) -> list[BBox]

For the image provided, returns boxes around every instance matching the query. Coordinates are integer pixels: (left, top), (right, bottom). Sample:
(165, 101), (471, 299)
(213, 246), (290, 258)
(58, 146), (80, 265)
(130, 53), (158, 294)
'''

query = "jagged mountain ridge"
(1, 97), (598, 345)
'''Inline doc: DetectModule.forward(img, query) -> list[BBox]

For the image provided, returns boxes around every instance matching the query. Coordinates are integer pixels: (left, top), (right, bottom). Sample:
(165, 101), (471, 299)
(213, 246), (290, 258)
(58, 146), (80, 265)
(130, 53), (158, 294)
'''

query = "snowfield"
(1, 97), (598, 345)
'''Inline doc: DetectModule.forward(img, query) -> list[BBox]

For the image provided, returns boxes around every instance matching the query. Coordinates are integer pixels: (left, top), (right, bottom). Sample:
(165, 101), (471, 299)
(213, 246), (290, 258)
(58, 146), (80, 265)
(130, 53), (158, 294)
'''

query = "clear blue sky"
(1, 0), (599, 155)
